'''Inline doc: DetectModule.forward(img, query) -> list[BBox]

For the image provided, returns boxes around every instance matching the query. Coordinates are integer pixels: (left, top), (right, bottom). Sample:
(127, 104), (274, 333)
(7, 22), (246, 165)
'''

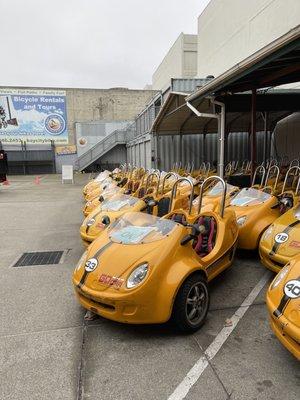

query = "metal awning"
(152, 90), (300, 135)
(152, 25), (300, 177)
(187, 25), (300, 104)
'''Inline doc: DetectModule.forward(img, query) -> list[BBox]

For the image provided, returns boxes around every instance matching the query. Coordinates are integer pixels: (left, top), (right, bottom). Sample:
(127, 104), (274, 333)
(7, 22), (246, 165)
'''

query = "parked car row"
(73, 161), (300, 360)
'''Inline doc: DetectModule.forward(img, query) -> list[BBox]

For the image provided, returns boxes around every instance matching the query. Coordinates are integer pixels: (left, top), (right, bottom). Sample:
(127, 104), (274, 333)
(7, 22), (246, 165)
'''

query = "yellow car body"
(259, 203), (300, 273)
(266, 255), (300, 360)
(83, 171), (111, 195)
(80, 194), (146, 246)
(226, 187), (282, 250)
(84, 178), (117, 201)
(80, 178), (192, 247)
(73, 178), (238, 331)
(83, 186), (123, 217)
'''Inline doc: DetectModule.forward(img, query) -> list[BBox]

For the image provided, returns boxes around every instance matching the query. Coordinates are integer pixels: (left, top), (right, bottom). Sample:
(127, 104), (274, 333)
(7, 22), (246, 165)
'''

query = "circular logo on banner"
(284, 280), (300, 299)
(45, 114), (66, 135)
(85, 258), (98, 272)
(274, 232), (289, 244)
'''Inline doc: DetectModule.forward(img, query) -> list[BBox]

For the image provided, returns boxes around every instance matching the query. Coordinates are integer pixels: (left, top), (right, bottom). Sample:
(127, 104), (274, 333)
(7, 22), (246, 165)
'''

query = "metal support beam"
(263, 111), (269, 165)
(251, 89), (257, 178)
(212, 100), (225, 179)
(179, 134), (183, 166)
(155, 133), (160, 169)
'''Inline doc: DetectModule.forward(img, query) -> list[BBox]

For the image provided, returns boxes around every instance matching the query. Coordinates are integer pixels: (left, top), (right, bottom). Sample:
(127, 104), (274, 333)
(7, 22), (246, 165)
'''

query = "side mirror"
(147, 200), (157, 207)
(181, 234), (193, 246)
(181, 224), (200, 246)
(99, 195), (104, 202)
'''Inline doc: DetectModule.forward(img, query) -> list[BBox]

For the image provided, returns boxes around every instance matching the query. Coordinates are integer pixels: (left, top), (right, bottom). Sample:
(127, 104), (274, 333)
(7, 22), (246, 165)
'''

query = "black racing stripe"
(77, 241), (113, 289)
(269, 220), (300, 256)
(77, 270), (88, 289)
(273, 275), (300, 318)
(273, 294), (290, 318)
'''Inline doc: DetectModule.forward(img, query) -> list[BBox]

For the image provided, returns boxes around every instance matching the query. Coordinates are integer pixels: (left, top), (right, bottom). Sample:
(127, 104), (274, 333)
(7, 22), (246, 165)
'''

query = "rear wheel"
(172, 274), (209, 333)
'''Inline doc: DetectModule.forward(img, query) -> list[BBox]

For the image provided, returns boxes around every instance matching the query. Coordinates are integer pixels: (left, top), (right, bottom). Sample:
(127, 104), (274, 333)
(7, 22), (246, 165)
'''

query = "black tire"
(171, 273), (209, 333)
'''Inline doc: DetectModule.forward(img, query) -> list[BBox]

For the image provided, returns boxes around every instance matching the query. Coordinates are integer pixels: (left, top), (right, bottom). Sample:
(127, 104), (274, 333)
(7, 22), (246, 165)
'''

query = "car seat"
(171, 213), (187, 225)
(193, 216), (217, 257)
(157, 197), (171, 217)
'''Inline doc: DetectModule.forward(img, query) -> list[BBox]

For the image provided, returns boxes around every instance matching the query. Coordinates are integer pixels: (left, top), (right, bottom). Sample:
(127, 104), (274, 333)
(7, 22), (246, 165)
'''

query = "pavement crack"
(192, 335), (232, 399)
(210, 301), (265, 312)
(76, 318), (88, 400)
(0, 324), (83, 338)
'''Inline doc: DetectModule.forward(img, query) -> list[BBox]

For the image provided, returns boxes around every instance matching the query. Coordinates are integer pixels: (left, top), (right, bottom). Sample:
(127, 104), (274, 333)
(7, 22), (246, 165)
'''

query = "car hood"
(261, 209), (300, 258)
(75, 225), (184, 292)
(269, 256), (300, 327)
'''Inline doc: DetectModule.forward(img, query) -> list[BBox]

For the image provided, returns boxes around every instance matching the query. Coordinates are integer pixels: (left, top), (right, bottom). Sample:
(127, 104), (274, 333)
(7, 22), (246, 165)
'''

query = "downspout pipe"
(211, 99), (225, 179)
(186, 100), (225, 179)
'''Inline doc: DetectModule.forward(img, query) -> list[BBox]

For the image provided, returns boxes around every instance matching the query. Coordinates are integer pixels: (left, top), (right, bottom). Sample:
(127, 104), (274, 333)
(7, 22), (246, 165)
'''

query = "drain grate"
(12, 251), (64, 267)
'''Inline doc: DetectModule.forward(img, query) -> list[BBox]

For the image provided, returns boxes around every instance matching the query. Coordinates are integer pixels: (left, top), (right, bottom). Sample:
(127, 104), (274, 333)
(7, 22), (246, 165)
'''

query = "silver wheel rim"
(185, 282), (208, 326)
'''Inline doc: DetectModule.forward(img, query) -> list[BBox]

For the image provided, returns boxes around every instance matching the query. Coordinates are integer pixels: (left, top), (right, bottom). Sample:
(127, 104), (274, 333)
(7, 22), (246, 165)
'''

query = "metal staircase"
(77, 129), (127, 171)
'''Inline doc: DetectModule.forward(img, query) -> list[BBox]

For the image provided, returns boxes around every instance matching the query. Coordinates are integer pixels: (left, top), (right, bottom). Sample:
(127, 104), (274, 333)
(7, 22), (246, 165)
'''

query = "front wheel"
(171, 274), (209, 333)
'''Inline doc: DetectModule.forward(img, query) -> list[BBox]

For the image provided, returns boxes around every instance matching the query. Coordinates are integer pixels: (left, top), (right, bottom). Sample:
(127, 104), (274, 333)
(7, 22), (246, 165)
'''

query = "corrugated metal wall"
(1, 142), (55, 174)
(170, 78), (211, 93)
(126, 135), (152, 169)
(126, 131), (266, 171)
(157, 134), (219, 170)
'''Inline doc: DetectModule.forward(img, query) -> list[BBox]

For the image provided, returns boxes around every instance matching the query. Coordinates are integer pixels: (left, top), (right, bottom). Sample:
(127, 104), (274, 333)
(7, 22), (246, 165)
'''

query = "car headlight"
(270, 263), (290, 290)
(86, 218), (95, 227)
(127, 263), (149, 289)
(237, 216), (247, 226)
(262, 225), (273, 240)
(76, 251), (88, 271)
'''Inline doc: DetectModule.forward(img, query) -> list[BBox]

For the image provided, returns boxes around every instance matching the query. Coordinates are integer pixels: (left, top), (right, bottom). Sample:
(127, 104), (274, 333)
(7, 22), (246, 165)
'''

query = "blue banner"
(0, 88), (68, 143)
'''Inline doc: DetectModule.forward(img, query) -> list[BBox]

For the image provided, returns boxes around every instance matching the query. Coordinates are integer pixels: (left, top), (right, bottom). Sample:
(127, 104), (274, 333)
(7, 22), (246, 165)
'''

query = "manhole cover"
(12, 251), (64, 267)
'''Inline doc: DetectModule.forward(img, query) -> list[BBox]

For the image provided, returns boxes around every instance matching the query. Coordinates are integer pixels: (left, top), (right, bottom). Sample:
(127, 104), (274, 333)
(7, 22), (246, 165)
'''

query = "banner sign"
(56, 145), (77, 156)
(0, 88), (68, 144)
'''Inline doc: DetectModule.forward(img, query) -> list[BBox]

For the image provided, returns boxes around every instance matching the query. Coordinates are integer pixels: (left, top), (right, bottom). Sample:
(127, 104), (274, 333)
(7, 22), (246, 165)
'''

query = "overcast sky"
(1, 0), (210, 89)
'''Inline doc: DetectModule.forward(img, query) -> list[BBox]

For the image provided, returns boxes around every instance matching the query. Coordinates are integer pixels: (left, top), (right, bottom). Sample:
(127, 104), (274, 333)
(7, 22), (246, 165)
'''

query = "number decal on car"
(85, 258), (98, 272)
(274, 233), (289, 244)
(284, 280), (300, 299)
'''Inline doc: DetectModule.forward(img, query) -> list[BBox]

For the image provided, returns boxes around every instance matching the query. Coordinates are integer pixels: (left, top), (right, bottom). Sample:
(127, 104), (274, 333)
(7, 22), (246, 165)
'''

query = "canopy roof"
(152, 90), (300, 135)
(187, 25), (300, 104)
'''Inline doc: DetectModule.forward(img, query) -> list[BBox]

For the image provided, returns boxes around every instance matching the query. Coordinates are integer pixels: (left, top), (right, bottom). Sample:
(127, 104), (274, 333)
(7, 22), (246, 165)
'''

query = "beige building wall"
(152, 33), (197, 91)
(197, 0), (300, 78)
(65, 87), (157, 144)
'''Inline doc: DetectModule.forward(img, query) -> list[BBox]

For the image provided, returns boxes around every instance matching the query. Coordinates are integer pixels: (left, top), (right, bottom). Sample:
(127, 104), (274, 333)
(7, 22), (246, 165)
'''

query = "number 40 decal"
(284, 280), (300, 299)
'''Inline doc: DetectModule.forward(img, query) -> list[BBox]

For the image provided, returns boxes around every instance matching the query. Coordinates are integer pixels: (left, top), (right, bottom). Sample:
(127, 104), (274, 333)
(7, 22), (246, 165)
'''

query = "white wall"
(152, 33), (197, 91)
(197, 0), (300, 77)
(272, 113), (300, 160)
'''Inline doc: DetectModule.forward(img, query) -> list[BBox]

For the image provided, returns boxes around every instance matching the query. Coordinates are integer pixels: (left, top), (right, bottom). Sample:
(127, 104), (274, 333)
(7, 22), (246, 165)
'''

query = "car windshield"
(207, 182), (236, 196)
(109, 212), (178, 244)
(230, 187), (271, 207)
(102, 186), (120, 199)
(101, 194), (139, 211)
(95, 171), (110, 182)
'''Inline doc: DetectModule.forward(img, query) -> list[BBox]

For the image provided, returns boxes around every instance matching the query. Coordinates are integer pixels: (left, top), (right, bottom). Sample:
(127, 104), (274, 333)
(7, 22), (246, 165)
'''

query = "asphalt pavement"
(0, 174), (298, 400)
